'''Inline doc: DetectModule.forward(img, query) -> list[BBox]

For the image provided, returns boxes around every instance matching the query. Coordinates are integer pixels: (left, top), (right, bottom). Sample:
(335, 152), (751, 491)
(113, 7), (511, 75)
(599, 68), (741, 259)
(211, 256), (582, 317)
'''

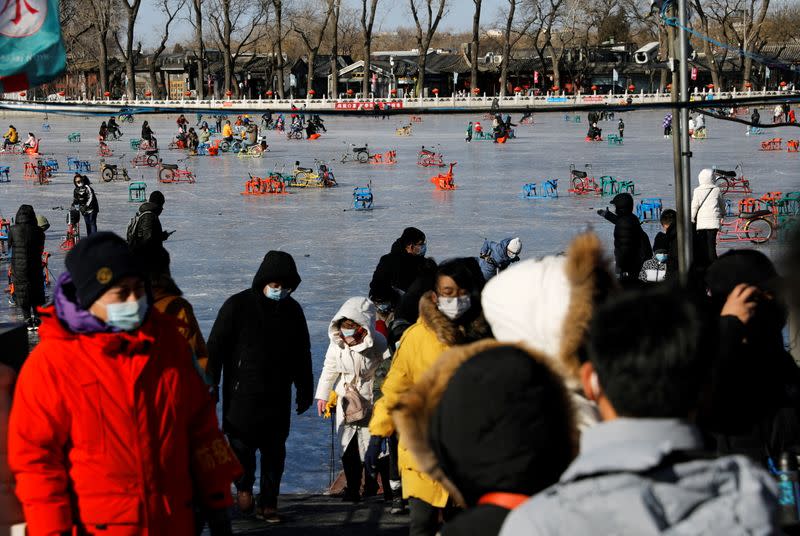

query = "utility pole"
(669, 0), (693, 284)
(677, 0), (693, 283)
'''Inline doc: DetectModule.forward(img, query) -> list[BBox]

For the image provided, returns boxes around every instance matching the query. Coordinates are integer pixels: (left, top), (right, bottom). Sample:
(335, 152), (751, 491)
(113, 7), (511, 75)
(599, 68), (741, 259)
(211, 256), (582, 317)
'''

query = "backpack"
(126, 210), (151, 245)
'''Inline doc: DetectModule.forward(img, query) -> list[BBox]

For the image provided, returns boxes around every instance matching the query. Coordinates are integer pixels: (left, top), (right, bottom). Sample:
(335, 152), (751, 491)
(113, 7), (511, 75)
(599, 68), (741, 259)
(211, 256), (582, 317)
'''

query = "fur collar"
(418, 291), (491, 346)
(558, 233), (617, 380)
(391, 340), (578, 507)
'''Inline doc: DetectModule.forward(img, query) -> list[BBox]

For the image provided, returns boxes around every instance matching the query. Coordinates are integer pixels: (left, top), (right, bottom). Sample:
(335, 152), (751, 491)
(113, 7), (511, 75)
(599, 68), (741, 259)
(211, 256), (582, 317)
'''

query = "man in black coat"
(9, 205), (45, 330)
(598, 193), (651, 284)
(369, 227), (429, 304)
(207, 251), (313, 523)
(127, 191), (172, 260)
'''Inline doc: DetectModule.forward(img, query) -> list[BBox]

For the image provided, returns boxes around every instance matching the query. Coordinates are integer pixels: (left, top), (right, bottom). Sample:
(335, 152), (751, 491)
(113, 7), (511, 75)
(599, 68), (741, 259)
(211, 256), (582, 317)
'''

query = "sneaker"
(236, 491), (255, 515)
(257, 507), (282, 524)
(390, 496), (408, 515)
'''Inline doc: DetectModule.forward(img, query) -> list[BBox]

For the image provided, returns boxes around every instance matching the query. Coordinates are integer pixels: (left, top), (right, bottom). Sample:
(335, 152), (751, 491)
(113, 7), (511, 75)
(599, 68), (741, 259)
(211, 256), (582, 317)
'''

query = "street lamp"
(390, 56), (395, 97)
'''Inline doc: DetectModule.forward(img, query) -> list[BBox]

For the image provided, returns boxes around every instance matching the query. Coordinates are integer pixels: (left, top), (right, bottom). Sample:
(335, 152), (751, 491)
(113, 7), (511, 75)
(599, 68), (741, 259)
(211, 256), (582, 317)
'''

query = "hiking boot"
(236, 491), (255, 515)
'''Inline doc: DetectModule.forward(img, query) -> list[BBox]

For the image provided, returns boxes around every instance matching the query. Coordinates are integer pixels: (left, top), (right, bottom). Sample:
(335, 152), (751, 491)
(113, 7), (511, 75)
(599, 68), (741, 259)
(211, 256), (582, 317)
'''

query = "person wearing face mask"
(7, 232), (241, 535)
(207, 250), (313, 523)
(314, 298), (390, 502)
(367, 258), (491, 536)
(638, 249), (668, 283)
(698, 250), (800, 466)
(72, 173), (99, 235)
(478, 237), (521, 281)
(369, 227), (431, 305)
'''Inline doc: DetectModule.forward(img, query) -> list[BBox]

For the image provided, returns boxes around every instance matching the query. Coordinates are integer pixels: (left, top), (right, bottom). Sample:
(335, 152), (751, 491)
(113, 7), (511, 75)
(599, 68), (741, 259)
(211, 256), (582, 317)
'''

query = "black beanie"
(149, 190), (165, 207)
(65, 232), (142, 308)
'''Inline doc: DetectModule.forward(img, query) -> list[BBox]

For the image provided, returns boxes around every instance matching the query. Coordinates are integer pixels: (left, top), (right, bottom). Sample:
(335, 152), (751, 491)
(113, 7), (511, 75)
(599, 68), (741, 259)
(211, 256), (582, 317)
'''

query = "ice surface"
(1, 110), (797, 492)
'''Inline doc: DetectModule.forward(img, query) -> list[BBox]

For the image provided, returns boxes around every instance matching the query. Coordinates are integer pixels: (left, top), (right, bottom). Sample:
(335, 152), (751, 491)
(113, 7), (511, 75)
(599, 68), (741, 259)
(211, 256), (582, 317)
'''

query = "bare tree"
(471, 0), (482, 92)
(498, 0), (535, 96)
(292, 0), (335, 95)
(209, 0), (268, 96)
(114, 0), (143, 100)
(526, 0), (567, 90)
(87, 0), (114, 95)
(190, 0), (206, 98)
(359, 0), (379, 96)
(149, 0), (187, 98)
(409, 0), (447, 96)
(329, 0), (341, 96)
(272, 0), (287, 97)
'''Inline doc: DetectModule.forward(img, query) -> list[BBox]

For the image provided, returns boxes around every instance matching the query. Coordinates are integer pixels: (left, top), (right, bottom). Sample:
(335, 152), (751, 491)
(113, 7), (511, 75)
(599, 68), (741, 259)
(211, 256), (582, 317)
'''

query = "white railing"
(3, 88), (798, 114)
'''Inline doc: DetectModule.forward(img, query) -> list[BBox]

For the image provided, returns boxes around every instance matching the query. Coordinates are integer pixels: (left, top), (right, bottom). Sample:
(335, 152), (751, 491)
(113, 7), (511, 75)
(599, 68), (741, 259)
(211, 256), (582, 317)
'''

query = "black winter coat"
(207, 251), (313, 445)
(129, 202), (168, 252)
(73, 183), (99, 214)
(9, 205), (45, 310)
(601, 194), (651, 276)
(369, 238), (429, 302)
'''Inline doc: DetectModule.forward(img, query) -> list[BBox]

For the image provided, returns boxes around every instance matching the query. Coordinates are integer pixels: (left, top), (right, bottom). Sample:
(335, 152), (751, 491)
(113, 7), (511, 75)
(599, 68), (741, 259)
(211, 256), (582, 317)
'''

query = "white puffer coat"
(315, 297), (389, 458)
(691, 168), (725, 230)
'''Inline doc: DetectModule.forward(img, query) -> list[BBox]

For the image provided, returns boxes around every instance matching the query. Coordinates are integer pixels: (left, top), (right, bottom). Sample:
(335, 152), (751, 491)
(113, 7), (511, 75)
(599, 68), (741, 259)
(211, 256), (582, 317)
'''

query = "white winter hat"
(698, 168), (714, 185)
(481, 233), (614, 381)
(506, 237), (522, 256)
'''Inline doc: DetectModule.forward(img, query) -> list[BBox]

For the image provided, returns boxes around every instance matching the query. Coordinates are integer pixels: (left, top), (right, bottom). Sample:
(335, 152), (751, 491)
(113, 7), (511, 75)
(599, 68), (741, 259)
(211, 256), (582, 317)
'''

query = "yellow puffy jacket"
(369, 291), (490, 507)
(4, 127), (18, 143)
(222, 124), (233, 138)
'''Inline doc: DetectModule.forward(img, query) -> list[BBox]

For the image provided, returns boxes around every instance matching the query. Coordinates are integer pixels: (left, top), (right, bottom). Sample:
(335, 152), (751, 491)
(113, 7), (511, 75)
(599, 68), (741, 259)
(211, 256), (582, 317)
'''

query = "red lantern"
(308, 89), (315, 96)
(266, 90), (274, 97)
(145, 90), (152, 97)
(590, 85), (597, 91)
(18, 91), (25, 97)
(551, 85), (559, 91)
(780, 81), (788, 87)
(184, 90), (192, 97)
(628, 84), (635, 91)
(103, 91), (111, 97)
(390, 88), (397, 95)
(57, 90), (65, 97)
(523, 84), (530, 90)
(744, 82), (752, 89)
(472, 87), (480, 95)
(432, 88), (439, 95)
(513, 86), (522, 93)
(706, 84), (714, 89)
(225, 90), (233, 97)
(346, 88), (354, 96)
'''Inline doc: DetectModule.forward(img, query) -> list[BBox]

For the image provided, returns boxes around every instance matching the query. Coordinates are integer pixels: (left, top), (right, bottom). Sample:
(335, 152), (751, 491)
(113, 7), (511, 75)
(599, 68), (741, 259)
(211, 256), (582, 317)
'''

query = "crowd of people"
(1, 108), (799, 536)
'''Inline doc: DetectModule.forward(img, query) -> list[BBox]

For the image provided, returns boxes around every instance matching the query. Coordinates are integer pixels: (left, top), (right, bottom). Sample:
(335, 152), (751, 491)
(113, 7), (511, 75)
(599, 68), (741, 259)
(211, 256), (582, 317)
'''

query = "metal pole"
(669, 7), (687, 283)
(677, 0), (694, 283)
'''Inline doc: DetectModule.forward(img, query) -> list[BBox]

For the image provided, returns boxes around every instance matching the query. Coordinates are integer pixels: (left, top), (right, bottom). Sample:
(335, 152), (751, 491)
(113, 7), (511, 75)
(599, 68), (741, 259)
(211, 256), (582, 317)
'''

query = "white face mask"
(105, 295), (148, 331)
(340, 328), (356, 338)
(437, 295), (471, 320)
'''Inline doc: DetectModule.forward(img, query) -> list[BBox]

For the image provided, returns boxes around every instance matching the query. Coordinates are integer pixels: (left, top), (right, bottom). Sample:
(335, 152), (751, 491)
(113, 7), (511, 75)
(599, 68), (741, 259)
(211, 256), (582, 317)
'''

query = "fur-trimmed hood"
(481, 233), (616, 383)
(391, 340), (578, 507)
(418, 291), (492, 346)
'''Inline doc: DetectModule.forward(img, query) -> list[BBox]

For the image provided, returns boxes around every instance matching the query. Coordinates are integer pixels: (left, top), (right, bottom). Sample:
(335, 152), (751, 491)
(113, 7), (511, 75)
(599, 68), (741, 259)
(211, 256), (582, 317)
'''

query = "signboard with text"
(334, 100), (403, 110)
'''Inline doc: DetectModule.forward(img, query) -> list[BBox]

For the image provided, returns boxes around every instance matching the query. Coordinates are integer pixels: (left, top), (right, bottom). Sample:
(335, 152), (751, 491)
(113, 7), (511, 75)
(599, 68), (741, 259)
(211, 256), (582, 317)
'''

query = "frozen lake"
(1, 110), (797, 492)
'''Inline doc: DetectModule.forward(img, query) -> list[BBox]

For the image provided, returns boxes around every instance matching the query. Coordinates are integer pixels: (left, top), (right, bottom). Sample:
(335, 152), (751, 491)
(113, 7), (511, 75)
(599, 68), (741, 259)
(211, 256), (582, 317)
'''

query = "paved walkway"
(227, 495), (408, 535)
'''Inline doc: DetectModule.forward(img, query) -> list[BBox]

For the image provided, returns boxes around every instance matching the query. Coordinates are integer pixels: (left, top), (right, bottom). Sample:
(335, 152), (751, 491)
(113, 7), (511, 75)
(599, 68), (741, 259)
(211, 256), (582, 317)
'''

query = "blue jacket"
(499, 419), (781, 536)
(479, 238), (519, 281)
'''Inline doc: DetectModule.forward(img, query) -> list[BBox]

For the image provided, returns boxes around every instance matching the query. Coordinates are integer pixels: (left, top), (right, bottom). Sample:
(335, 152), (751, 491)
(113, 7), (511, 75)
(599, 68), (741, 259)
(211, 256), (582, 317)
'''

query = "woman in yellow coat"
(367, 258), (490, 536)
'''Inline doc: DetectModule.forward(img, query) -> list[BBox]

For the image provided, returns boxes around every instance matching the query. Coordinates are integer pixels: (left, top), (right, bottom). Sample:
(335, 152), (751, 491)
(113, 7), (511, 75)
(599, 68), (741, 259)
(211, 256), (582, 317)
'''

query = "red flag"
(534, 71), (539, 84)
(691, 67), (697, 81)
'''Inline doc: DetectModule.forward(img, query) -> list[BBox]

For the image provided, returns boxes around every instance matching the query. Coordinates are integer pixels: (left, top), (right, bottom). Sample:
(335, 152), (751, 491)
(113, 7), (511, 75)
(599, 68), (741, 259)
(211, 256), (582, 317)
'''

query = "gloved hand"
(597, 208), (608, 217)
(364, 435), (384, 478)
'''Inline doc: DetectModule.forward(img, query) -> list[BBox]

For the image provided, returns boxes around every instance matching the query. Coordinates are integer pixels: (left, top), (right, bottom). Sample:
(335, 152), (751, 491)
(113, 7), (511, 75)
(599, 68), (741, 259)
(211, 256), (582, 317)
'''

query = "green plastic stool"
(618, 180), (636, 195)
(128, 181), (147, 202)
(600, 176), (617, 196)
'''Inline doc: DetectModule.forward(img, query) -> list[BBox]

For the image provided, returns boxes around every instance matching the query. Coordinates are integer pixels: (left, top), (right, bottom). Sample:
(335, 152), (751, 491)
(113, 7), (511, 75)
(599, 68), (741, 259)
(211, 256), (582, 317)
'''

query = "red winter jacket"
(8, 305), (241, 536)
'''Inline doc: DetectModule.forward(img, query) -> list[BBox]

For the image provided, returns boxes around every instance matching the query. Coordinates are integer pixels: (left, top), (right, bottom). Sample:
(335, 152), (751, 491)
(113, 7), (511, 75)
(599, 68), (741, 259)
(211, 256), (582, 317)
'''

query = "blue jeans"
(83, 211), (97, 235)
